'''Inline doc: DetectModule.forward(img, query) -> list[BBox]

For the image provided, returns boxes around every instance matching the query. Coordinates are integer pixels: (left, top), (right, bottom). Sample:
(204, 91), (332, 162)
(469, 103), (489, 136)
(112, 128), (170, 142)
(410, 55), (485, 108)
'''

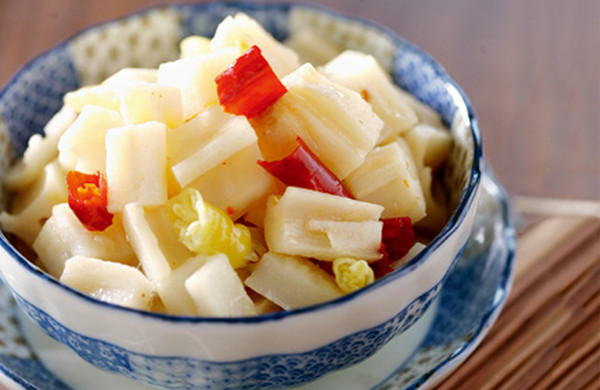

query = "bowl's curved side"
(6, 270), (440, 389)
(0, 2), (484, 389)
(1, 195), (477, 390)
(0, 43), (79, 158)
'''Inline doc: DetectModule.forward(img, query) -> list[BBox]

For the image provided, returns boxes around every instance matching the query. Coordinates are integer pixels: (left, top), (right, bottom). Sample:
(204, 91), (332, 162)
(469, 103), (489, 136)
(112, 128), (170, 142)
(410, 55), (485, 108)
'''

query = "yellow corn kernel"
(166, 187), (251, 268)
(332, 257), (375, 293)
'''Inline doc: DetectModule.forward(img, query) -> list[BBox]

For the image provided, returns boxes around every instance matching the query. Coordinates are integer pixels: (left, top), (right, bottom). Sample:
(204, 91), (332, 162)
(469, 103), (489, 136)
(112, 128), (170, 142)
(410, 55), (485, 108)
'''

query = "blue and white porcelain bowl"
(0, 2), (483, 389)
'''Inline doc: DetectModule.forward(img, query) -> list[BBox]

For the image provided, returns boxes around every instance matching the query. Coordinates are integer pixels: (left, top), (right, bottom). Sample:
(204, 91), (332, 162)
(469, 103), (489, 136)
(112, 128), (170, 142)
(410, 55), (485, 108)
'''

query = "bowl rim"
(0, 0), (483, 325)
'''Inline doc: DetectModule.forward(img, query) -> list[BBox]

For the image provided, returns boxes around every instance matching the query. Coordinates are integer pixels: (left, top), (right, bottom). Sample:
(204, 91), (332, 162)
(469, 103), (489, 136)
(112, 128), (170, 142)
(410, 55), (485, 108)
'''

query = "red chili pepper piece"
(373, 242), (393, 278)
(215, 45), (287, 119)
(374, 217), (415, 277)
(381, 217), (415, 261)
(258, 137), (353, 198)
(66, 170), (114, 232)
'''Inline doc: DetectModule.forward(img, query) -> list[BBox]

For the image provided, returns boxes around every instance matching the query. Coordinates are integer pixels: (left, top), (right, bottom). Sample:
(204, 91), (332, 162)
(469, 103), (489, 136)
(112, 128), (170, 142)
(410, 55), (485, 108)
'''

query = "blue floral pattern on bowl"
(13, 282), (441, 389)
(0, 43), (78, 157)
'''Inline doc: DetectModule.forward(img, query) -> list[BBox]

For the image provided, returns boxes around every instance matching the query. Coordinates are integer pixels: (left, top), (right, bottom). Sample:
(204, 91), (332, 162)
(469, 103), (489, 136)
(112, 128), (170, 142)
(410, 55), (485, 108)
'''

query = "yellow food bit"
(236, 38), (251, 53)
(166, 187), (251, 268)
(78, 183), (100, 197)
(332, 257), (375, 293)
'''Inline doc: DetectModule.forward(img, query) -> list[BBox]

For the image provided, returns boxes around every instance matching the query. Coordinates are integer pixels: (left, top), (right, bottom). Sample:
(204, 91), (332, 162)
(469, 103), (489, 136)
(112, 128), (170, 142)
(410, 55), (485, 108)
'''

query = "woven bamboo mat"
(435, 197), (600, 390)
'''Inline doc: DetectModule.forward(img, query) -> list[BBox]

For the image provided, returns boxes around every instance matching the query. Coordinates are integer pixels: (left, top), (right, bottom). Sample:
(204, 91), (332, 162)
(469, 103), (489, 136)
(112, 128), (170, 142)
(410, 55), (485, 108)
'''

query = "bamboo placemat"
(435, 197), (600, 390)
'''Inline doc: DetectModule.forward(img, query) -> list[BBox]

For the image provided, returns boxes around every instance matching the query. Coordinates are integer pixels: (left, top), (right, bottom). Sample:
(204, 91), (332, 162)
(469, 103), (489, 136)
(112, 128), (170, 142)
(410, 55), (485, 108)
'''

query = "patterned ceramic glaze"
(0, 3), (483, 389)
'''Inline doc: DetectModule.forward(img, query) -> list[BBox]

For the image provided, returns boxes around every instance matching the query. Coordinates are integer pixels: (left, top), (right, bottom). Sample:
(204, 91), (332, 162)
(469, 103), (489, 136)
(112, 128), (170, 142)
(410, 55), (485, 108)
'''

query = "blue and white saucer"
(0, 172), (515, 390)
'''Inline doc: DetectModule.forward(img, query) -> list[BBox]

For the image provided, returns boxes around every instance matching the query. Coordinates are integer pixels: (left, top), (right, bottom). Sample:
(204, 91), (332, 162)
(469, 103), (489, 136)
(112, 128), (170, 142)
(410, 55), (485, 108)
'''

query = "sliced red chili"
(258, 137), (353, 198)
(66, 170), (113, 231)
(373, 218), (416, 277)
(215, 45), (287, 119)
(371, 242), (389, 278)
(381, 217), (415, 261)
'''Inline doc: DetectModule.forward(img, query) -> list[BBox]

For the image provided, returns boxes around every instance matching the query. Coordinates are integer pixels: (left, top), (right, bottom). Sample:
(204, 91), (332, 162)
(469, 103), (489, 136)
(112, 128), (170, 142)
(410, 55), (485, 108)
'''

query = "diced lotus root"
(119, 81), (184, 129)
(245, 252), (343, 310)
(0, 160), (67, 245)
(158, 48), (239, 120)
(179, 35), (211, 58)
(60, 256), (153, 311)
(210, 13), (300, 78)
(63, 85), (121, 113)
(123, 203), (193, 281)
(264, 187), (384, 261)
(403, 124), (453, 230)
(105, 121), (168, 213)
(188, 143), (277, 221)
(321, 50), (418, 143)
(102, 68), (158, 88)
(403, 124), (453, 171)
(344, 141), (426, 222)
(185, 254), (256, 317)
(154, 255), (205, 316)
(167, 105), (258, 188)
(3, 107), (77, 191)
(58, 105), (123, 174)
(64, 67), (159, 114)
(251, 63), (382, 180)
(33, 203), (135, 278)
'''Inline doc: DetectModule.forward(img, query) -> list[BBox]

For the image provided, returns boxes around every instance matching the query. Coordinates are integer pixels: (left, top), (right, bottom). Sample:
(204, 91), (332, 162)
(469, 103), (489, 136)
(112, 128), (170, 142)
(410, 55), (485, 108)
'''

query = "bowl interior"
(0, 1), (481, 321)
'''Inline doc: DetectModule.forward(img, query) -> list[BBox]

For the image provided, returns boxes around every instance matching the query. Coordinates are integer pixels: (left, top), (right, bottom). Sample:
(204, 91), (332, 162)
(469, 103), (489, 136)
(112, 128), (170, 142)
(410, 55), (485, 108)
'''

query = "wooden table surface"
(0, 1), (598, 389)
